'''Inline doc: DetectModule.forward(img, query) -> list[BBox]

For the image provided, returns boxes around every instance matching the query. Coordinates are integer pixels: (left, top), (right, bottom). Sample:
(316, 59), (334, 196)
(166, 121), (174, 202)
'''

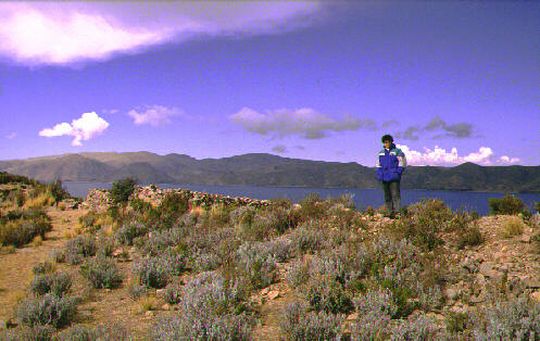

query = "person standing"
(376, 134), (407, 218)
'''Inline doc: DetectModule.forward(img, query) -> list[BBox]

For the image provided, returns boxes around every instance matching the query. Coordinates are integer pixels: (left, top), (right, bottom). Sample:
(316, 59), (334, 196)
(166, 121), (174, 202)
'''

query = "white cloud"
(396, 144), (519, 166)
(5, 132), (16, 139)
(128, 105), (182, 126)
(0, 2), (322, 66)
(230, 107), (375, 139)
(39, 112), (109, 146)
(497, 155), (521, 164)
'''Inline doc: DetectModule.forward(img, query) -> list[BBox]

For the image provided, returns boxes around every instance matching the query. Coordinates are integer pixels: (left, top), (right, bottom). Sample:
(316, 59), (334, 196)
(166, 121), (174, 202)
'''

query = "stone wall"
(82, 185), (271, 212)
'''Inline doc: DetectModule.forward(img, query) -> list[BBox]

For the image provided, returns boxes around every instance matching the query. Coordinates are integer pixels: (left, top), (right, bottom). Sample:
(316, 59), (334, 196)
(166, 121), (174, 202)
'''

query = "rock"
(145, 311), (155, 317)
(444, 288), (459, 300)
(162, 303), (171, 311)
(530, 291), (540, 303)
(479, 262), (501, 279)
(267, 290), (280, 300)
(521, 235), (531, 243)
(525, 279), (540, 289)
(346, 312), (359, 321)
(260, 287), (270, 295)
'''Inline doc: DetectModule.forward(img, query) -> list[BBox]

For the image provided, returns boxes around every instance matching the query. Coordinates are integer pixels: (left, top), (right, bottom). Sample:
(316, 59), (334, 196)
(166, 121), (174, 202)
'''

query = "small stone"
(479, 262), (501, 279)
(530, 291), (540, 303)
(260, 287), (270, 295)
(346, 312), (359, 321)
(521, 235), (531, 243)
(145, 311), (155, 317)
(162, 303), (170, 311)
(267, 290), (280, 300)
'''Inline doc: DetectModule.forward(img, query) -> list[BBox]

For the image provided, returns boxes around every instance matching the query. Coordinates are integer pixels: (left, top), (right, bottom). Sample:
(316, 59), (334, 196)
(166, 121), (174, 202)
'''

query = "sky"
(0, 1), (539, 167)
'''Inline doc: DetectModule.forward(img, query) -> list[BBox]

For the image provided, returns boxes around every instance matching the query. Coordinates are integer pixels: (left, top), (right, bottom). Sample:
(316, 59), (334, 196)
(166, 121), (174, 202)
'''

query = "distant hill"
(1, 152), (539, 192)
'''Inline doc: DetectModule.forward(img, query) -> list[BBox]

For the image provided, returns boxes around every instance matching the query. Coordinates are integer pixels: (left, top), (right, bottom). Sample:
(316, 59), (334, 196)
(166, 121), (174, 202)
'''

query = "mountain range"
(1, 152), (539, 192)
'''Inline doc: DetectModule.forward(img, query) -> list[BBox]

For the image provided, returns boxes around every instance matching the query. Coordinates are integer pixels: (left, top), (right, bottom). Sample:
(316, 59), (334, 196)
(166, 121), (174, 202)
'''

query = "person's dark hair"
(381, 134), (394, 143)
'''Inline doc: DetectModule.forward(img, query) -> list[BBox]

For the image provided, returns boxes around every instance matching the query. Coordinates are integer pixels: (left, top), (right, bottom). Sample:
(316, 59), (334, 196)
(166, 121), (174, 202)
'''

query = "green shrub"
(445, 311), (469, 335)
(17, 294), (78, 328)
(499, 216), (525, 239)
(64, 235), (96, 265)
(80, 257), (123, 289)
(305, 275), (354, 314)
(281, 302), (344, 341)
(32, 261), (56, 275)
(30, 272), (72, 297)
(299, 193), (326, 220)
(115, 221), (147, 246)
(56, 323), (130, 341)
(110, 177), (137, 205)
(457, 224), (483, 249)
(488, 194), (528, 215)
(0, 215), (52, 247)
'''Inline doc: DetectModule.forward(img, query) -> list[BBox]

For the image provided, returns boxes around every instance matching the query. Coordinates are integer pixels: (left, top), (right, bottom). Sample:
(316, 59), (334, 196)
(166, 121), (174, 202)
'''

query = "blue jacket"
(376, 143), (407, 182)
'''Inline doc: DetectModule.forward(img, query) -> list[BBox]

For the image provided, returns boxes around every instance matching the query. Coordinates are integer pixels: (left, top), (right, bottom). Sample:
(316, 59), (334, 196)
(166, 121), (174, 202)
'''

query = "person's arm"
(376, 154), (383, 181)
(397, 150), (407, 175)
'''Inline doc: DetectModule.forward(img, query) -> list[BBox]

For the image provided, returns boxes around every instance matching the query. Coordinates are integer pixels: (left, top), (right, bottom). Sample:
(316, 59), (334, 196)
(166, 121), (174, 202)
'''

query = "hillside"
(1, 152), (539, 192)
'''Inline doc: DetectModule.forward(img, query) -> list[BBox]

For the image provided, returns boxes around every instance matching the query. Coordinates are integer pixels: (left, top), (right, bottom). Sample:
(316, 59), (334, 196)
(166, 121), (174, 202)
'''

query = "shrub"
(78, 211), (100, 232)
(57, 323), (130, 341)
(80, 257), (123, 289)
(488, 194), (528, 215)
(299, 193), (326, 220)
(64, 234), (96, 265)
(290, 223), (326, 254)
(0, 216), (52, 248)
(456, 225), (483, 249)
(163, 284), (182, 305)
(499, 216), (525, 238)
(110, 177), (137, 205)
(389, 314), (440, 340)
(469, 295), (540, 339)
(127, 281), (147, 300)
(17, 294), (78, 328)
(30, 272), (72, 297)
(393, 199), (454, 251)
(236, 241), (278, 289)
(32, 261), (55, 275)
(132, 257), (171, 289)
(305, 275), (354, 314)
(536, 202), (540, 214)
(0, 325), (55, 341)
(445, 311), (469, 335)
(281, 302), (344, 341)
(50, 248), (66, 263)
(351, 289), (396, 340)
(115, 221), (147, 246)
(97, 235), (116, 258)
(151, 272), (252, 340)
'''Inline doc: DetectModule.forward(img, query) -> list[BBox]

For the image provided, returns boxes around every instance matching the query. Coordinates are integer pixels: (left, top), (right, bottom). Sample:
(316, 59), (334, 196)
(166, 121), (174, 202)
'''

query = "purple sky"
(0, 1), (538, 166)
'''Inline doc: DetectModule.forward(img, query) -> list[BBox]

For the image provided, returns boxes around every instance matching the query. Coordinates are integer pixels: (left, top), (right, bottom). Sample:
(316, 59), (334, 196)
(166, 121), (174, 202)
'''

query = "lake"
(63, 181), (540, 216)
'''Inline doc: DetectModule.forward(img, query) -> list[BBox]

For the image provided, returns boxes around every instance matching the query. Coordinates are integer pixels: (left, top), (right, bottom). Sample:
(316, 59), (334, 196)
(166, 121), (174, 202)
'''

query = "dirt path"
(0, 207), (87, 321)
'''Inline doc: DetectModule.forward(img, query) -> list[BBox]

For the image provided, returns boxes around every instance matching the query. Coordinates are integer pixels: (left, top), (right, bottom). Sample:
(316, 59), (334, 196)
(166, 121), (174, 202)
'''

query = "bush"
(80, 257), (123, 289)
(236, 241), (278, 289)
(64, 234), (96, 265)
(110, 177), (137, 205)
(499, 216), (525, 239)
(351, 289), (396, 340)
(456, 224), (483, 249)
(17, 294), (78, 328)
(469, 295), (540, 339)
(151, 271), (252, 340)
(163, 284), (182, 305)
(489, 194), (528, 215)
(290, 223), (327, 254)
(30, 272), (72, 297)
(56, 323), (130, 341)
(393, 199), (454, 251)
(132, 257), (171, 289)
(0, 325), (55, 341)
(0, 216), (52, 247)
(305, 275), (354, 314)
(115, 221), (147, 246)
(389, 314), (440, 340)
(32, 261), (55, 275)
(281, 302), (344, 341)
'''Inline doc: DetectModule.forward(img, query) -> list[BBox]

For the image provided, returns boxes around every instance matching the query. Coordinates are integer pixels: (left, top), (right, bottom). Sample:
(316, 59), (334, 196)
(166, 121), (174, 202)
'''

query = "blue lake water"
(64, 181), (540, 216)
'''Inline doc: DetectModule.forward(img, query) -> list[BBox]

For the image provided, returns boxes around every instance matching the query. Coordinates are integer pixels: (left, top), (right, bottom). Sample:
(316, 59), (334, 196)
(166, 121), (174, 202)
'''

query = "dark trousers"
(382, 180), (401, 214)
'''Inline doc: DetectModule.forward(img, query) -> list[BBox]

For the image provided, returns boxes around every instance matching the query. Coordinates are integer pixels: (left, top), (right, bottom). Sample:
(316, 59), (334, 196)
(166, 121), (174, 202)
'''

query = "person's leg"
(382, 181), (392, 215)
(390, 180), (401, 215)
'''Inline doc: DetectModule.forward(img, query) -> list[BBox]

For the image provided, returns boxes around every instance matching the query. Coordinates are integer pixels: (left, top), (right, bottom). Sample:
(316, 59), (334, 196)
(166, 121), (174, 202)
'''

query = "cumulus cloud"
(230, 107), (375, 139)
(396, 144), (519, 166)
(395, 116), (473, 140)
(39, 112), (109, 146)
(128, 105), (182, 126)
(0, 2), (323, 66)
